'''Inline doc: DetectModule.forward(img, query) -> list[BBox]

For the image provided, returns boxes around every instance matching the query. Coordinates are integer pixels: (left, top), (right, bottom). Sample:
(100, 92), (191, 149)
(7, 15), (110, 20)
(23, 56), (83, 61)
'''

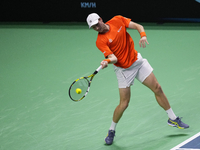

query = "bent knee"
(154, 83), (163, 95)
(119, 100), (130, 110)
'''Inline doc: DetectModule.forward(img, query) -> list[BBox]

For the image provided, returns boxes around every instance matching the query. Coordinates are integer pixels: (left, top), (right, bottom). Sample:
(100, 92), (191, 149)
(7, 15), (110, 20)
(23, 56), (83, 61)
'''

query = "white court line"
(171, 132), (200, 150)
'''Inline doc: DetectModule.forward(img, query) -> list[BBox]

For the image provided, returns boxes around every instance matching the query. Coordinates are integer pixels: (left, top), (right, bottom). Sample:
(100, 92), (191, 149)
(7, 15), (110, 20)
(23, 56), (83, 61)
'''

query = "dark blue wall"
(0, 0), (200, 22)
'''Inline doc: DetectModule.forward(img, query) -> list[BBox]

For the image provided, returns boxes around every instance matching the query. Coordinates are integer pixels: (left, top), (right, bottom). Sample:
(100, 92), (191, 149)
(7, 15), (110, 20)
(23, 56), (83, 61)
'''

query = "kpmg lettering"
(80, 2), (96, 8)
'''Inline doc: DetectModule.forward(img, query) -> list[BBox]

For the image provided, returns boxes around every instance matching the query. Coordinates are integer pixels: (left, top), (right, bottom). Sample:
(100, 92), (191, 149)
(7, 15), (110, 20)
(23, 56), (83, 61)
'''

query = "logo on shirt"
(109, 39), (113, 43)
(118, 26), (122, 32)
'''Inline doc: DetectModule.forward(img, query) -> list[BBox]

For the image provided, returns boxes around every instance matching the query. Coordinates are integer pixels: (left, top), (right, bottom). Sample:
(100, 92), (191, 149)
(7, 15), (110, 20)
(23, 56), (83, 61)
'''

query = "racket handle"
(93, 65), (102, 75)
(96, 65), (102, 72)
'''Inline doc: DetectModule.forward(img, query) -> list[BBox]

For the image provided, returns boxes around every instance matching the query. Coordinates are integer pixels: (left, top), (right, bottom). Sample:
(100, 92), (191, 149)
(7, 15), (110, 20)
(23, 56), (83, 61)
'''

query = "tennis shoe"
(105, 130), (115, 145)
(168, 117), (189, 129)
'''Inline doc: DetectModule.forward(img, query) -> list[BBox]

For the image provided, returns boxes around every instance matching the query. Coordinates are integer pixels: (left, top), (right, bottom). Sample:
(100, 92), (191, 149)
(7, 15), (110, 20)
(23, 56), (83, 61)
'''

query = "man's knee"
(119, 99), (130, 110)
(154, 83), (163, 95)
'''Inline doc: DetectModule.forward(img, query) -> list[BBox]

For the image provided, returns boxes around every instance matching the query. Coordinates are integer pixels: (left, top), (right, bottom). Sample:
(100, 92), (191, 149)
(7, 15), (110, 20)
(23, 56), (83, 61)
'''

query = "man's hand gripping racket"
(68, 65), (102, 102)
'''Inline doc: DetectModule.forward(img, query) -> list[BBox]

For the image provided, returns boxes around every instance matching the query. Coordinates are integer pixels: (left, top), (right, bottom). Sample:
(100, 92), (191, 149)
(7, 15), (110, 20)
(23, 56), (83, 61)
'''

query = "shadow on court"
(166, 134), (189, 138)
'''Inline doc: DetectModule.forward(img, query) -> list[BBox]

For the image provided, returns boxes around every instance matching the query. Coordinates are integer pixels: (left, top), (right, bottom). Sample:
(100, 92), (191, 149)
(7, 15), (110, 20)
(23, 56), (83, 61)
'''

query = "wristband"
(140, 32), (146, 38)
(104, 59), (111, 63)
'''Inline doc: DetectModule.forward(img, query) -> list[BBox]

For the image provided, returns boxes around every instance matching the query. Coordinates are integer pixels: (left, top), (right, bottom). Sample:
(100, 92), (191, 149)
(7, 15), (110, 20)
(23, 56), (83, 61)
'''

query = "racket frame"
(69, 65), (102, 102)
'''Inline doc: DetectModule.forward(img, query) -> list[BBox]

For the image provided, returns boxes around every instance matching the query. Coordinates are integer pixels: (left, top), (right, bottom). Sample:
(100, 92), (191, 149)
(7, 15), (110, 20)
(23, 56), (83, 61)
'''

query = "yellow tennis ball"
(76, 88), (82, 94)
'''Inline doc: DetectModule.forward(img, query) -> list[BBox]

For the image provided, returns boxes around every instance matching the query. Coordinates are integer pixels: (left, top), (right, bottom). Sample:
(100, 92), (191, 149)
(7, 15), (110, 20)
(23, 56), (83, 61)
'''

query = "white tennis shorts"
(113, 53), (153, 88)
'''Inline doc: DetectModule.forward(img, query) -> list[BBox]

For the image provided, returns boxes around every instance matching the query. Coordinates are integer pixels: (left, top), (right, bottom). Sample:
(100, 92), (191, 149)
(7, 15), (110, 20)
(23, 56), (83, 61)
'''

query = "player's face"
(92, 19), (106, 33)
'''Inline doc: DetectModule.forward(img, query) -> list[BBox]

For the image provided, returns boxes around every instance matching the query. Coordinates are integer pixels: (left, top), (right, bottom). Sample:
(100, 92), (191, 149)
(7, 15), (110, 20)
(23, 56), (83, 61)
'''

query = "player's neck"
(106, 24), (110, 31)
(100, 24), (110, 34)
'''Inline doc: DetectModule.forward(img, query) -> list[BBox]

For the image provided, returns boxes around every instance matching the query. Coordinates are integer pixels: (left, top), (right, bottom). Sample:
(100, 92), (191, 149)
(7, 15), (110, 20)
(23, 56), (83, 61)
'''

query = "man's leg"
(113, 87), (131, 123)
(142, 72), (171, 111)
(105, 87), (131, 145)
(142, 72), (189, 129)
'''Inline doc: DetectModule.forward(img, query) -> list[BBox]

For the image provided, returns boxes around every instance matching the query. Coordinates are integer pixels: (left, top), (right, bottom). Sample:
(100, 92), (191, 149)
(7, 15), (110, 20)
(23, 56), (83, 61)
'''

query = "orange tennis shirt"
(96, 15), (138, 69)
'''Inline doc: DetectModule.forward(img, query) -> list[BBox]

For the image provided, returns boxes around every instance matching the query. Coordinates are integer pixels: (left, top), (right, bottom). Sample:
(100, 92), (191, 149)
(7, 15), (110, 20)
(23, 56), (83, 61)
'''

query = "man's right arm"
(100, 54), (117, 69)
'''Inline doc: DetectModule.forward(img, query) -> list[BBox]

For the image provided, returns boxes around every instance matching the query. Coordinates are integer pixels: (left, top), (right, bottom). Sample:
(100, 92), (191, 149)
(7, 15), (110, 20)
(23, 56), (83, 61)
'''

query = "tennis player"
(86, 13), (189, 145)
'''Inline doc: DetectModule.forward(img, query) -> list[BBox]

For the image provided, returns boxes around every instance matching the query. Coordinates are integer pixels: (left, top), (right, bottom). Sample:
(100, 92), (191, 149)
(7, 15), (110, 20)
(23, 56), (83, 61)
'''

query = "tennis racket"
(69, 65), (102, 102)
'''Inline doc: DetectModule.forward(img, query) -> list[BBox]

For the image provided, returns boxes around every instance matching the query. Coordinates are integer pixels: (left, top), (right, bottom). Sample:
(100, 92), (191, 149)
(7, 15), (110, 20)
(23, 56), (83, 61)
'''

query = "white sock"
(109, 121), (117, 131)
(166, 108), (177, 120)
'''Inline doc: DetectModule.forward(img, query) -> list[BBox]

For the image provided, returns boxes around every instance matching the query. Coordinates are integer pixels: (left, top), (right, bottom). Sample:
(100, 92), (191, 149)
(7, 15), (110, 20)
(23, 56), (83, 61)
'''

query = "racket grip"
(93, 65), (102, 75)
(96, 65), (102, 72)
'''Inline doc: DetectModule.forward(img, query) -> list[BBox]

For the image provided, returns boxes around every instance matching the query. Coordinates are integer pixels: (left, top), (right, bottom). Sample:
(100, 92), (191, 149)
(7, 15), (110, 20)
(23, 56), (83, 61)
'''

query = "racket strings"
(69, 78), (89, 101)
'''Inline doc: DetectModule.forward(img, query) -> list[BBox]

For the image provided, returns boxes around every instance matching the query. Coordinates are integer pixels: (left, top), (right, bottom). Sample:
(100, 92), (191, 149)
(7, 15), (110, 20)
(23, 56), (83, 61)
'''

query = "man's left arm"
(128, 21), (149, 48)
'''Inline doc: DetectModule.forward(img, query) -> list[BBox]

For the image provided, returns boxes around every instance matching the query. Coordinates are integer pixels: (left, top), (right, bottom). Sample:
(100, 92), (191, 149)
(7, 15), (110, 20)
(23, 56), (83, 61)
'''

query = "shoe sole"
(168, 123), (185, 129)
(104, 137), (113, 145)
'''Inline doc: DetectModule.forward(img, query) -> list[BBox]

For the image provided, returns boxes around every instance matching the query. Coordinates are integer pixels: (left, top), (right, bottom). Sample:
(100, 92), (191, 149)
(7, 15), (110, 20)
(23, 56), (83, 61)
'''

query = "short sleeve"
(96, 35), (113, 58)
(116, 15), (131, 28)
